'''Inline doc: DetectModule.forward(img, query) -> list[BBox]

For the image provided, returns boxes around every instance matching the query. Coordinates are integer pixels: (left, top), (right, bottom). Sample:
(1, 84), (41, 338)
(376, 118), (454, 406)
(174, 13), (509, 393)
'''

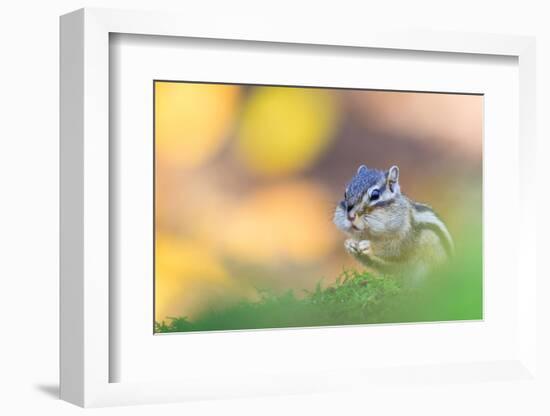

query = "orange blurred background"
(154, 82), (482, 323)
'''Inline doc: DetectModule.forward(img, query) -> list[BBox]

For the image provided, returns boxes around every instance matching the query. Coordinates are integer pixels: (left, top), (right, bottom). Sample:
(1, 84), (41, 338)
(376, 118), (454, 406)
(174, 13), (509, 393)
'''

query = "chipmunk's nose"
(345, 203), (356, 221)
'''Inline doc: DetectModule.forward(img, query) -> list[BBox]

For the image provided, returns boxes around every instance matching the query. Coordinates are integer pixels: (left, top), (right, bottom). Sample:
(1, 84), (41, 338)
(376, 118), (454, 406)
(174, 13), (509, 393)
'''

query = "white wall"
(1, 1), (548, 415)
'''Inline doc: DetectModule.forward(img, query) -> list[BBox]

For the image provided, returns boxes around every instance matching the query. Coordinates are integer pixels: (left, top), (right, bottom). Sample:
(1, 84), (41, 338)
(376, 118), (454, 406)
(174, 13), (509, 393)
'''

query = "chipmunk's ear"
(357, 165), (368, 174)
(387, 165), (400, 190)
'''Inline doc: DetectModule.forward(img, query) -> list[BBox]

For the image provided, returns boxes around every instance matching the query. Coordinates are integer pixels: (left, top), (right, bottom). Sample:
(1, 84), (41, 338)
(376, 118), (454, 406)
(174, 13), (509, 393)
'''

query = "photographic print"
(154, 81), (482, 333)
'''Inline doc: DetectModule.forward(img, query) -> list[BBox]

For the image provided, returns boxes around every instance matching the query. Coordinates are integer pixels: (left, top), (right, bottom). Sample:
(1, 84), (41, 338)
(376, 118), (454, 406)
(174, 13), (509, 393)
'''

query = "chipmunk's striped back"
(411, 202), (454, 257)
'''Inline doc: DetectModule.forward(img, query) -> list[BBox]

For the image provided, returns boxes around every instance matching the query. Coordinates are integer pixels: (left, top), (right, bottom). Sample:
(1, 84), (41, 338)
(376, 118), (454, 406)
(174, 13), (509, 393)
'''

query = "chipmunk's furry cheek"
(364, 203), (410, 237)
(362, 215), (386, 236)
(351, 216), (366, 232)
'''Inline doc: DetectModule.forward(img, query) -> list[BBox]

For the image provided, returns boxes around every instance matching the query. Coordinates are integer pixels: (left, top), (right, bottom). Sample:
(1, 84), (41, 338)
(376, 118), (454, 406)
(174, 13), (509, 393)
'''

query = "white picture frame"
(60, 7), (538, 407)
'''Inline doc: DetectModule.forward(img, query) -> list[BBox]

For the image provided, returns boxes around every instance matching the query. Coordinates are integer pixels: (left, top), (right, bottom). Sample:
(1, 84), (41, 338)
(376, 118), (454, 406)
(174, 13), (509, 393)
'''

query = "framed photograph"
(60, 8), (538, 407)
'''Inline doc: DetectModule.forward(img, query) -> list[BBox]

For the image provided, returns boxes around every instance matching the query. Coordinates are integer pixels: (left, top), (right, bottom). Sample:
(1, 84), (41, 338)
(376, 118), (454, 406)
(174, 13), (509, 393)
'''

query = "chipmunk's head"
(333, 164), (403, 237)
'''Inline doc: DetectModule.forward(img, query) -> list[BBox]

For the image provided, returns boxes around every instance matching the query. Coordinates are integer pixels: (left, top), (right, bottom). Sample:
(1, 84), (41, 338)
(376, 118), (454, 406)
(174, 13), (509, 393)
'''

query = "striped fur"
(411, 203), (454, 257)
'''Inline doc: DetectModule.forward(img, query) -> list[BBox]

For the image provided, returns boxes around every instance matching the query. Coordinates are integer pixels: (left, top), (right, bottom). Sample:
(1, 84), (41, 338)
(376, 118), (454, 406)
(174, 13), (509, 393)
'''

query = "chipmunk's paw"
(356, 240), (371, 255)
(344, 239), (358, 254)
(345, 239), (371, 256)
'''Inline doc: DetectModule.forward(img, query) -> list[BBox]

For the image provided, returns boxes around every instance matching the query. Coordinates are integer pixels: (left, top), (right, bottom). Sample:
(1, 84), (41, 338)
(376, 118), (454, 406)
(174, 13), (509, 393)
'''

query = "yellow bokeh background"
(155, 82), (240, 168)
(155, 236), (256, 320)
(237, 87), (338, 176)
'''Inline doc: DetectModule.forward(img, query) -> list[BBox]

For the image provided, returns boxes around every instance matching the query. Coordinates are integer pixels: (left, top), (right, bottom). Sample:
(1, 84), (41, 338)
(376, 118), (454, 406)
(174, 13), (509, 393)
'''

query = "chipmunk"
(333, 164), (454, 280)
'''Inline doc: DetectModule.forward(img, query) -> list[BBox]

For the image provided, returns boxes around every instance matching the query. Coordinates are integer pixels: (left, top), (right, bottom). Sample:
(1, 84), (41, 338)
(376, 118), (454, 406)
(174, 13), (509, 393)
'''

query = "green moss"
(155, 262), (481, 333)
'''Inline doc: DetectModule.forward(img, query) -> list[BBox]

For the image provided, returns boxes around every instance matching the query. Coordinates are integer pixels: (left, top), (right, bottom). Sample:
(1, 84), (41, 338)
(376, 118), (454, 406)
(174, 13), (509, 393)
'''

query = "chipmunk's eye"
(370, 189), (380, 201)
